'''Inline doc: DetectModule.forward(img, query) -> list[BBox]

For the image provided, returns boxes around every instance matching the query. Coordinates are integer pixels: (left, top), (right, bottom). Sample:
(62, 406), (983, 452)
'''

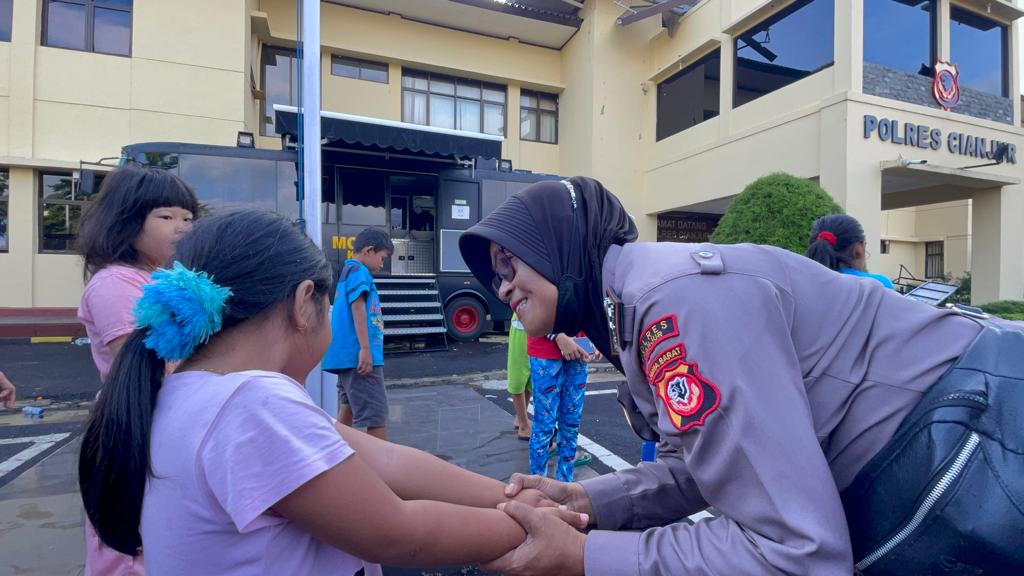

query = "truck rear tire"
(445, 297), (486, 342)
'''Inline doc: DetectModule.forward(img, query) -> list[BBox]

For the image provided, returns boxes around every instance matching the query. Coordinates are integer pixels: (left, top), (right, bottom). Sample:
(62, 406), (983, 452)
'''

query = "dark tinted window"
(39, 172), (91, 253)
(93, 6), (131, 56)
(656, 49), (720, 141)
(43, 0), (132, 55)
(331, 55), (388, 83)
(340, 170), (386, 226)
(0, 0), (13, 42)
(950, 7), (1008, 97)
(734, 0), (834, 107)
(261, 46), (297, 136)
(864, 0), (936, 77)
(44, 1), (87, 50)
(179, 155), (278, 215)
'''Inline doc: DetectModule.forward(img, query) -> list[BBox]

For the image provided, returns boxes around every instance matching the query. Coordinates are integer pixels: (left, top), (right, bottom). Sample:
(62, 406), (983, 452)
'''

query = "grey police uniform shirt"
(579, 242), (982, 576)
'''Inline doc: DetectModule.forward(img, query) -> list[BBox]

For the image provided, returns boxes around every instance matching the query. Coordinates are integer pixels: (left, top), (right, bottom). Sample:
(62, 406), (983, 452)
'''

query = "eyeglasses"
(491, 248), (516, 293)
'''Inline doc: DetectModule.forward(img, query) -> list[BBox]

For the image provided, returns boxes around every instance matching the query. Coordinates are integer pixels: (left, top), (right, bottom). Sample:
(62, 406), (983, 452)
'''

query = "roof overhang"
(274, 105), (504, 160)
(325, 0), (581, 49)
(880, 159), (1021, 209)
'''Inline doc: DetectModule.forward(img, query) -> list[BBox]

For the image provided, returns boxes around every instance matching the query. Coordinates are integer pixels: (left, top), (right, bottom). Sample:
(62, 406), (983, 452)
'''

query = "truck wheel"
(446, 297), (486, 342)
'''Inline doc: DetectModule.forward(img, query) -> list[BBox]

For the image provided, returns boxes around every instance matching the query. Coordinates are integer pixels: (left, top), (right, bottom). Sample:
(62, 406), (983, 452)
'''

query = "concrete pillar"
(9, 0), (39, 158)
(971, 185), (1024, 304)
(936, 0), (950, 61)
(0, 168), (37, 307)
(506, 83), (522, 169)
(718, 33), (734, 139)
(1011, 20), (1021, 127)
(836, 0), (862, 93)
(819, 104), (882, 268)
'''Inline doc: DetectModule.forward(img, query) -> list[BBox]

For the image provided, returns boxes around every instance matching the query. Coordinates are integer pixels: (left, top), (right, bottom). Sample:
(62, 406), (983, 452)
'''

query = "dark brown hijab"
(459, 176), (637, 369)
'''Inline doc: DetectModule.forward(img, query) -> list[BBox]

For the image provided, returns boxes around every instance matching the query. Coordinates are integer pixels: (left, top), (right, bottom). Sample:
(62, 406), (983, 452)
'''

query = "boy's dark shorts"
(336, 366), (388, 428)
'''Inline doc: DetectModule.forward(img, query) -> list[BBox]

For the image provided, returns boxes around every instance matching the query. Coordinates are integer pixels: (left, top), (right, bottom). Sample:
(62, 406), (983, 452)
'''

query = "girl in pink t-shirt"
(76, 165), (199, 576)
(78, 210), (585, 576)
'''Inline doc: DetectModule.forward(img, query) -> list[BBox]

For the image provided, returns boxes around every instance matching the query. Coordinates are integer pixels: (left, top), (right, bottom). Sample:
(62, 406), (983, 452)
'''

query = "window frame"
(260, 45), (298, 137)
(38, 171), (86, 254)
(41, 0), (133, 57)
(733, 0), (835, 108)
(519, 88), (559, 144)
(949, 4), (1010, 98)
(924, 240), (945, 278)
(0, 167), (9, 253)
(863, 0), (938, 79)
(401, 69), (507, 137)
(0, 0), (12, 43)
(331, 54), (389, 84)
(656, 48), (721, 141)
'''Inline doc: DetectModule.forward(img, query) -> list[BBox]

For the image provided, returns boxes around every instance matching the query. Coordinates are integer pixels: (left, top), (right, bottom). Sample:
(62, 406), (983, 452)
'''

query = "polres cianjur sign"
(863, 115), (1017, 164)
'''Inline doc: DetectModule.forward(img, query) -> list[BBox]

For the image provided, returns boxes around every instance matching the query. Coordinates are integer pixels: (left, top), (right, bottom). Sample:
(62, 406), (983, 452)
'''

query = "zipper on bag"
(855, 431), (982, 571)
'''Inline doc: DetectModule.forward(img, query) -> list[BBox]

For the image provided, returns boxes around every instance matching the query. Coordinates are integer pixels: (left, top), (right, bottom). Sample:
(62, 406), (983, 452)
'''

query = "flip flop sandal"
(517, 430), (532, 441)
(573, 450), (593, 468)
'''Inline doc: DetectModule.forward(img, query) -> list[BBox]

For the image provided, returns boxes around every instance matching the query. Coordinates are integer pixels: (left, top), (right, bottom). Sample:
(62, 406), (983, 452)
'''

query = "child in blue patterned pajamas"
(526, 332), (592, 482)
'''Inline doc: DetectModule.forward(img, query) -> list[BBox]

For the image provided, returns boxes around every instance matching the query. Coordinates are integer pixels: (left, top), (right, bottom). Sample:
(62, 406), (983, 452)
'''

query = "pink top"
(141, 370), (360, 576)
(77, 265), (151, 380)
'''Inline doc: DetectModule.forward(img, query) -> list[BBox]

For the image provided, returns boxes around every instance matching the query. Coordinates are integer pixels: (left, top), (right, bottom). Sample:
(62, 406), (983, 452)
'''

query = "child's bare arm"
(274, 451), (526, 566)
(336, 423), (511, 508)
(349, 294), (372, 375)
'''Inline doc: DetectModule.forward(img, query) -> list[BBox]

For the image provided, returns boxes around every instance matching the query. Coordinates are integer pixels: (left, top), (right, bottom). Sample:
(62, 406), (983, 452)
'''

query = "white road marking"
(0, 433), (71, 476)
(584, 389), (617, 396)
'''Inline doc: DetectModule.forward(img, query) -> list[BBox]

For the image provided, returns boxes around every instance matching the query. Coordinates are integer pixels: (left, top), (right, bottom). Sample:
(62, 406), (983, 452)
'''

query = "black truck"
(104, 140), (560, 343)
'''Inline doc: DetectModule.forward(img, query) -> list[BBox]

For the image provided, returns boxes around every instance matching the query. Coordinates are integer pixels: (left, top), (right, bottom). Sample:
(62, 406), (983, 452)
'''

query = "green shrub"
(979, 300), (1024, 318)
(709, 172), (843, 254)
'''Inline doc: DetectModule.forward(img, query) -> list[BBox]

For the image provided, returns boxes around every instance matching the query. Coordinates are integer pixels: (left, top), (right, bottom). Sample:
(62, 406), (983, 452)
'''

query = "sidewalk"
(0, 383), (602, 576)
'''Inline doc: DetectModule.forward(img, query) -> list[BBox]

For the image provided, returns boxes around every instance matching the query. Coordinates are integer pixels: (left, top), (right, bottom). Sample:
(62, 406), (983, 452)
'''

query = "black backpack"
(841, 320), (1024, 575)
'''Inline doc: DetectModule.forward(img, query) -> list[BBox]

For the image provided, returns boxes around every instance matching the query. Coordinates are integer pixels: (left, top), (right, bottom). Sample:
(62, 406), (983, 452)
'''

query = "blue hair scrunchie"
(134, 261), (233, 361)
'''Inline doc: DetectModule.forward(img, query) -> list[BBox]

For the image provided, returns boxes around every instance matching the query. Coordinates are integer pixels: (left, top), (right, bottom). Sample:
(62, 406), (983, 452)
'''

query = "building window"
(42, 0), (132, 56)
(657, 49), (721, 141)
(734, 0), (834, 107)
(402, 70), (505, 136)
(39, 172), (95, 253)
(261, 46), (297, 136)
(925, 241), (944, 278)
(520, 89), (558, 144)
(864, 0), (936, 78)
(331, 55), (388, 84)
(0, 0), (12, 42)
(880, 239), (890, 255)
(0, 169), (8, 252)
(950, 6), (1008, 97)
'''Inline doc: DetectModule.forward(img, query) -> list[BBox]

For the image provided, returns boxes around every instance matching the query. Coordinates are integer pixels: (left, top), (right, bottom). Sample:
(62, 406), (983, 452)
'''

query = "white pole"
(301, 0), (322, 248)
(300, 0), (334, 412)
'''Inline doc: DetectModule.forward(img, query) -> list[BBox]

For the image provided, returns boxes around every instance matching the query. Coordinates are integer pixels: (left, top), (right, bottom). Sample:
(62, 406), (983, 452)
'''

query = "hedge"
(709, 172), (843, 254)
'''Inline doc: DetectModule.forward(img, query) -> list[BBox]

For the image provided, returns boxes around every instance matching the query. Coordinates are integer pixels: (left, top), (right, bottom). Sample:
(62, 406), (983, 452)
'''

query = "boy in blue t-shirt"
(323, 228), (393, 439)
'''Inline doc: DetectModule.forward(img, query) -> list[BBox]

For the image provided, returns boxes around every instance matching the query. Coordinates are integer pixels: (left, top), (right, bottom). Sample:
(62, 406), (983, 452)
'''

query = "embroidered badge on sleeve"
(653, 358), (720, 432)
(639, 314), (679, 365)
(646, 343), (685, 382)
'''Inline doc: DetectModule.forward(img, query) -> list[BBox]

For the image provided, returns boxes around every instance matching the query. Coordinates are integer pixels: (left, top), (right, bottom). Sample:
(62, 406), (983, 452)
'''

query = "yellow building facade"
(1, 0), (1022, 325)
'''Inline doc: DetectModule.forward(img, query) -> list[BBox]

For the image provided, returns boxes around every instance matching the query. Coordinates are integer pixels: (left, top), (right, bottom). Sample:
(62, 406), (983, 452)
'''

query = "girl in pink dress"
(76, 165), (199, 575)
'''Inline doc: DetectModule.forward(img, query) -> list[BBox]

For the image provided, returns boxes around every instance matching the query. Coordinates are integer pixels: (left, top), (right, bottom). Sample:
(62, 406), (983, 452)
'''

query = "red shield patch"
(653, 359), (720, 432)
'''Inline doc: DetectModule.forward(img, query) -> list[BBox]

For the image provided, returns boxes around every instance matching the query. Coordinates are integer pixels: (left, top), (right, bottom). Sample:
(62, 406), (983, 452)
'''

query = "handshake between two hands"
(484, 473), (594, 576)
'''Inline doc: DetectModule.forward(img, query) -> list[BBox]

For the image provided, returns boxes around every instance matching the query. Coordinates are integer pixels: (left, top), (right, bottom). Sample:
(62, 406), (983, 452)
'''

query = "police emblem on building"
(932, 60), (960, 111)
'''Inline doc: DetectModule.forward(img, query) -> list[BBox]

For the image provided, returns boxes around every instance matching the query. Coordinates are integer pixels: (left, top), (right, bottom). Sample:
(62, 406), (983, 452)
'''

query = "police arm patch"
(646, 343), (685, 382)
(639, 314), (679, 366)
(654, 358), (720, 432)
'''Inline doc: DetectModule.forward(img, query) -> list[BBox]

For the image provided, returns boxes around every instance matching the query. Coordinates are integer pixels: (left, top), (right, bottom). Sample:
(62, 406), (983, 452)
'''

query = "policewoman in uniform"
(459, 177), (1024, 576)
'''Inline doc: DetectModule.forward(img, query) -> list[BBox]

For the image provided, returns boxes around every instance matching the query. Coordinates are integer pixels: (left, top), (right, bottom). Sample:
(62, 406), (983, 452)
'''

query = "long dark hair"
(78, 209), (333, 555)
(805, 214), (865, 271)
(76, 165), (200, 280)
